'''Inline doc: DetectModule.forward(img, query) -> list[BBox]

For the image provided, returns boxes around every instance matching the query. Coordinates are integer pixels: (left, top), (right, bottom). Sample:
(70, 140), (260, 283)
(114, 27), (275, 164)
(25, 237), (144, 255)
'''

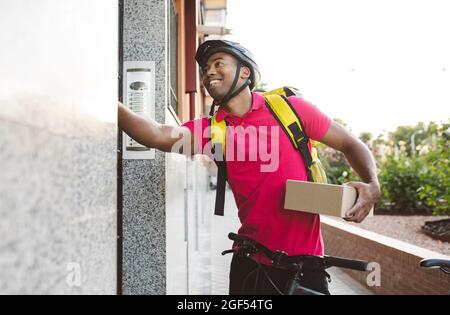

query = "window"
(168, 0), (179, 116)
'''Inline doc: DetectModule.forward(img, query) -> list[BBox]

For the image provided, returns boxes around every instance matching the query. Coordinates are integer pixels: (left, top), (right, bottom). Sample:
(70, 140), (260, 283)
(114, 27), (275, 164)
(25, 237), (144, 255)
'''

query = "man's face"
(202, 52), (249, 100)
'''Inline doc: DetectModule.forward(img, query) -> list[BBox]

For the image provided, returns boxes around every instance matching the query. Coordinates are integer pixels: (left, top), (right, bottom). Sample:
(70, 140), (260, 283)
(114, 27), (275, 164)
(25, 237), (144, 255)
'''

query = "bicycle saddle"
(420, 258), (450, 269)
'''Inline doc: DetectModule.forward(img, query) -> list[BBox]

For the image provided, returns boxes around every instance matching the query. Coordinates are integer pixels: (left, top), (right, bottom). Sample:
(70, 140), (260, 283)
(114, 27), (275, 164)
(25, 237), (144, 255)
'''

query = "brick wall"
(321, 217), (450, 295)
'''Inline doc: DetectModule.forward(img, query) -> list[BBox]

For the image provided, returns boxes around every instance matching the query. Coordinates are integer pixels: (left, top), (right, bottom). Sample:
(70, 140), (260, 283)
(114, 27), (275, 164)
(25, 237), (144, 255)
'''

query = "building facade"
(0, 0), (228, 294)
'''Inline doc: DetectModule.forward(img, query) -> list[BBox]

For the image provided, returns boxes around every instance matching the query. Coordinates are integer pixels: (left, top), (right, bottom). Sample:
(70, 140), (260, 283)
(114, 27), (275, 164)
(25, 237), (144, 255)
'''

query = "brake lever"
(221, 249), (235, 256)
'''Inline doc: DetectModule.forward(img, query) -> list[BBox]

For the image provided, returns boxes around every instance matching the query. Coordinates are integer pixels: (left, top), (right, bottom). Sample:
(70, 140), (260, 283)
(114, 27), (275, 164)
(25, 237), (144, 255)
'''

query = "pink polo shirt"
(182, 92), (332, 262)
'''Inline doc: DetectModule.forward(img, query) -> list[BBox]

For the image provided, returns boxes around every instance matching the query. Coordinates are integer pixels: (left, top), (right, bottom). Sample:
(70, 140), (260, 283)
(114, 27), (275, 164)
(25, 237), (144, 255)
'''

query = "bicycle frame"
(223, 232), (369, 295)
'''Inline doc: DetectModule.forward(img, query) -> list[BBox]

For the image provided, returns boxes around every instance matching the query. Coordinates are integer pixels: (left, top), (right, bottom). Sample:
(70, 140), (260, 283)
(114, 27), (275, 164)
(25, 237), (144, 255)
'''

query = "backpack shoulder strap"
(209, 114), (227, 216)
(262, 86), (302, 98)
(210, 113), (227, 157)
(263, 94), (313, 180)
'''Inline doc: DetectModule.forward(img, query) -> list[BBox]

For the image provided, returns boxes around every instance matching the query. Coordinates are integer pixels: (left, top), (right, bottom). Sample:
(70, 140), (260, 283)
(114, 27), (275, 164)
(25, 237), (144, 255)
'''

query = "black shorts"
(229, 254), (331, 295)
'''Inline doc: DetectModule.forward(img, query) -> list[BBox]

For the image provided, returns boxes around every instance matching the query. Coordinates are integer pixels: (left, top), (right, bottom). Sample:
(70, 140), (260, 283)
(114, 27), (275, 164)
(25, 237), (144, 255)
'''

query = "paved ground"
(192, 190), (373, 295)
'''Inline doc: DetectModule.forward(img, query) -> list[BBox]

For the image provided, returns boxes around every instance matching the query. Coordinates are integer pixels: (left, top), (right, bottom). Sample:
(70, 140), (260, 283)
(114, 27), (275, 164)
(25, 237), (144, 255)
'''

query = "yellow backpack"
(210, 87), (327, 216)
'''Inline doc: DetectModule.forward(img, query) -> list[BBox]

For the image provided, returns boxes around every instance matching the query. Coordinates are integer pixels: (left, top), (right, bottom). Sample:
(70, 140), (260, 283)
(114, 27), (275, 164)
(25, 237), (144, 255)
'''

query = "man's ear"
(240, 66), (251, 80)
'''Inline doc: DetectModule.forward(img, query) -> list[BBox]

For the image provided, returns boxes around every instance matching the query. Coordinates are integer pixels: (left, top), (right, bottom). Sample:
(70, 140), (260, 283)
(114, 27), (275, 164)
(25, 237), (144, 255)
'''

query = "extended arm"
(118, 102), (195, 154)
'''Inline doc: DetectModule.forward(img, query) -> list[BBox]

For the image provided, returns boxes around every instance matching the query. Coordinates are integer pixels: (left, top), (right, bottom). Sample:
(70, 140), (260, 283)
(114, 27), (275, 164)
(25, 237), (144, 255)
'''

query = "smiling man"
(118, 40), (381, 295)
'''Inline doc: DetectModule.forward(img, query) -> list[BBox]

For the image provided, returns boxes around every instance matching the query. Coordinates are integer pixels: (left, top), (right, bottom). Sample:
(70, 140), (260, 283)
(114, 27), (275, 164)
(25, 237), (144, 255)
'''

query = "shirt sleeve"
(287, 96), (332, 141)
(181, 117), (210, 155)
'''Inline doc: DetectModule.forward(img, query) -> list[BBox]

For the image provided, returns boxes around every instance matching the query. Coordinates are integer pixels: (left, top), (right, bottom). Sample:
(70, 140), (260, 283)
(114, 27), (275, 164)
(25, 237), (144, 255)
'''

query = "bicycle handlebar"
(228, 232), (285, 263)
(420, 258), (450, 275)
(228, 232), (368, 272)
(420, 258), (450, 269)
(324, 256), (369, 271)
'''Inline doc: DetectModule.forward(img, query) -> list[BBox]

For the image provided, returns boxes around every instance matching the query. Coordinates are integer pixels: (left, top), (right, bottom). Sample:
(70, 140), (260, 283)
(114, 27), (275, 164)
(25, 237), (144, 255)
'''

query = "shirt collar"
(215, 92), (265, 122)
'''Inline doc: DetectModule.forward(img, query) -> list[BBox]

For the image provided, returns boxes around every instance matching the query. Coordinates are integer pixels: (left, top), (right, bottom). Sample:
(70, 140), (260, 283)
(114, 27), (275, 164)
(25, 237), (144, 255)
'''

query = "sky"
(224, 0), (450, 136)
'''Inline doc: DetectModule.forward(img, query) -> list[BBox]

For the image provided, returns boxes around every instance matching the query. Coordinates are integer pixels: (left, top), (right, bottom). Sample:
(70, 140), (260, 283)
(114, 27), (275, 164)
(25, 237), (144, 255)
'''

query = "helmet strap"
(209, 62), (252, 116)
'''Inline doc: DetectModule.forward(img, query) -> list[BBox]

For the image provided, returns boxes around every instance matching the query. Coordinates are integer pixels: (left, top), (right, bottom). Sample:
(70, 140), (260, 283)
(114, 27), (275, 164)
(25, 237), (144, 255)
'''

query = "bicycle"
(222, 232), (369, 295)
(420, 258), (450, 294)
(420, 258), (450, 274)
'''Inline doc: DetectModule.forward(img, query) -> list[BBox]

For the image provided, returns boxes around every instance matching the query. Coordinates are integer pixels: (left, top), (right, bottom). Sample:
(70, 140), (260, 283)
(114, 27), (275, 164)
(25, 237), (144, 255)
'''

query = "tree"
(359, 132), (373, 146)
(387, 122), (430, 157)
(333, 118), (350, 131)
(253, 81), (269, 93)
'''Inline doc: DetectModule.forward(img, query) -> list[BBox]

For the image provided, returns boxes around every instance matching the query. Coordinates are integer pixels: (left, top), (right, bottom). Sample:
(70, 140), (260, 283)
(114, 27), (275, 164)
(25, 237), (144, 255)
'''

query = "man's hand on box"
(343, 182), (381, 223)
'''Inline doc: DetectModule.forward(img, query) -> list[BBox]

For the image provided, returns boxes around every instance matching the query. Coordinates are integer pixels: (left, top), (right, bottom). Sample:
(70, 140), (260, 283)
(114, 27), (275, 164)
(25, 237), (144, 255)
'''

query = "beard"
(206, 83), (228, 100)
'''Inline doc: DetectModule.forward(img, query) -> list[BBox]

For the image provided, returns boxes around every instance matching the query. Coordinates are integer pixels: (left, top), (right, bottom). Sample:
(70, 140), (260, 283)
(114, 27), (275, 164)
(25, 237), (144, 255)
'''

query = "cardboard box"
(284, 180), (373, 218)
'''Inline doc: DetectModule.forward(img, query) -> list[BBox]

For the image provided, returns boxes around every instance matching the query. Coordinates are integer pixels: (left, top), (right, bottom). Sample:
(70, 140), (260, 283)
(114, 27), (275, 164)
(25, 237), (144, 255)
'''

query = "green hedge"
(377, 153), (429, 213)
(416, 123), (449, 215)
(319, 120), (449, 216)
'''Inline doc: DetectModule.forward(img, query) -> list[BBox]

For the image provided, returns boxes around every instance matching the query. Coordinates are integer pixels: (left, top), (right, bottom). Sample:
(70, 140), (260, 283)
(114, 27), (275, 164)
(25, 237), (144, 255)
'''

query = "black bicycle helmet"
(196, 40), (261, 90)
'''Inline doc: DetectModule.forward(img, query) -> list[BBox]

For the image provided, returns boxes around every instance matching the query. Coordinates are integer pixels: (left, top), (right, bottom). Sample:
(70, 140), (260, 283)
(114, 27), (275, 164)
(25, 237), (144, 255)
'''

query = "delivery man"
(118, 40), (380, 295)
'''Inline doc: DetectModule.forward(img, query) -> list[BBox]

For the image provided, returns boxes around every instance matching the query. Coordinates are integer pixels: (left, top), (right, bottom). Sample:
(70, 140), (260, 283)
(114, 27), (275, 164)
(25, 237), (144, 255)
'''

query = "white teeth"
(209, 80), (221, 87)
